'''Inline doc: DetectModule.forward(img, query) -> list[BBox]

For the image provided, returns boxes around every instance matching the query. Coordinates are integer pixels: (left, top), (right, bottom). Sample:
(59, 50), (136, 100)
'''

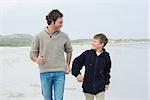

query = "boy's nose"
(92, 42), (94, 46)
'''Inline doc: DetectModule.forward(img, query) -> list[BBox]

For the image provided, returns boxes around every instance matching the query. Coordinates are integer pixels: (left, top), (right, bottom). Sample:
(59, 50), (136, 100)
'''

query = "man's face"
(53, 17), (63, 31)
(92, 39), (104, 50)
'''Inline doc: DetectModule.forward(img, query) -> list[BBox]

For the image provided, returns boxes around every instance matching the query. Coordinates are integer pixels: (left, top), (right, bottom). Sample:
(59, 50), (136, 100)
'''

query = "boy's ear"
(101, 42), (104, 47)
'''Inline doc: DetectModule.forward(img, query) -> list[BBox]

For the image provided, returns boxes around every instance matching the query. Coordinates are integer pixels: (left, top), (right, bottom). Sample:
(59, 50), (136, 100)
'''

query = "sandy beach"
(0, 44), (149, 100)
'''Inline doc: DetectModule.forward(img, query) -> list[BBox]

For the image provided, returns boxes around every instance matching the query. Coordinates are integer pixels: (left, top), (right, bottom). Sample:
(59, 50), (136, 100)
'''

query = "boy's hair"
(94, 33), (108, 47)
(46, 9), (63, 25)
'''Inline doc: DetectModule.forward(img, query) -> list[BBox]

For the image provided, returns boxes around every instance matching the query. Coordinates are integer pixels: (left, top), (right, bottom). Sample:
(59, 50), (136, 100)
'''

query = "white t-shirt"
(96, 51), (103, 56)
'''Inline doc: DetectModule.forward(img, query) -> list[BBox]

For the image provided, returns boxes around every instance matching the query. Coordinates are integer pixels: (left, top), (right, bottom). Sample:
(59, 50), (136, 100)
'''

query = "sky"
(0, 0), (149, 39)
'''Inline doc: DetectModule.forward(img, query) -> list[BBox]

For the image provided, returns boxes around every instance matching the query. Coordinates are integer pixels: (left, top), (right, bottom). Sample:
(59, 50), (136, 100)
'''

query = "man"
(30, 9), (73, 100)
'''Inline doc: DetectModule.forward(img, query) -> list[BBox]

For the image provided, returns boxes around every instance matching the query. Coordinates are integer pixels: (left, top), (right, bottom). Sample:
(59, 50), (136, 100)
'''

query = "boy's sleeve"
(30, 35), (39, 59)
(105, 53), (112, 85)
(64, 34), (73, 53)
(71, 52), (86, 77)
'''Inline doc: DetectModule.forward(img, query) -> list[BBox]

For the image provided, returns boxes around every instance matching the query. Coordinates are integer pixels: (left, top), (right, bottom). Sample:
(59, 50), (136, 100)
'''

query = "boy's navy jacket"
(72, 49), (111, 95)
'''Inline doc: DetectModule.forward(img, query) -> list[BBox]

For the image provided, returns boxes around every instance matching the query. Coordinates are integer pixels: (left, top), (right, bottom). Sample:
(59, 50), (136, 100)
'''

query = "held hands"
(36, 56), (44, 64)
(76, 74), (84, 82)
(66, 64), (70, 74)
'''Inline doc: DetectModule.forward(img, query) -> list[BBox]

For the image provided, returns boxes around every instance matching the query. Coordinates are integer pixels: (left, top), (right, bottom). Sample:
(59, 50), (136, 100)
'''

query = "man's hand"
(105, 85), (109, 91)
(35, 56), (44, 64)
(66, 64), (70, 74)
(76, 74), (84, 82)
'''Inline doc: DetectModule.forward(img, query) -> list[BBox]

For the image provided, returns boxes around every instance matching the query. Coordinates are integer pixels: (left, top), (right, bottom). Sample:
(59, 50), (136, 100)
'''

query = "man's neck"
(47, 26), (58, 34)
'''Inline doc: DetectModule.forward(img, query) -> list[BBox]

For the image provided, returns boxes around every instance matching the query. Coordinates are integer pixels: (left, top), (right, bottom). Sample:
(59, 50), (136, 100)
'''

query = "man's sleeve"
(30, 35), (39, 59)
(64, 35), (73, 53)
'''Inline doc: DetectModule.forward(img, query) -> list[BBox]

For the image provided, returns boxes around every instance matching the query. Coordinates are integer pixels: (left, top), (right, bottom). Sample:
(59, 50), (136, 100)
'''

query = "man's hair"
(46, 9), (63, 25)
(94, 33), (108, 47)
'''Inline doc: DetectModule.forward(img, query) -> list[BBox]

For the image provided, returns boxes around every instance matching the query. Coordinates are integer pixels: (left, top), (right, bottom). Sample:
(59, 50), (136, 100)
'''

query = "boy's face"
(92, 39), (104, 51)
(51, 17), (63, 31)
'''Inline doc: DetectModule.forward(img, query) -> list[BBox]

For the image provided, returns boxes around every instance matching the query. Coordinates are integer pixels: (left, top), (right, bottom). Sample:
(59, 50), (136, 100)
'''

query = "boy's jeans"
(40, 72), (65, 100)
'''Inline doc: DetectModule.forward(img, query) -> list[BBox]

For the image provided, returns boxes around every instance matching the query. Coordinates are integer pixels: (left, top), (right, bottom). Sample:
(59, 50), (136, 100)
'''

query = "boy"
(72, 33), (111, 100)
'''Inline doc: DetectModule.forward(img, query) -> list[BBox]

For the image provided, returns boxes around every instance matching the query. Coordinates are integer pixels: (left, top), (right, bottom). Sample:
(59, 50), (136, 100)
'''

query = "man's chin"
(57, 28), (61, 31)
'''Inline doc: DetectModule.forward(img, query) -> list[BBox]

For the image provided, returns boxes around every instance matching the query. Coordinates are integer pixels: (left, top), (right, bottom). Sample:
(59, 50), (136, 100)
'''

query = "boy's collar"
(91, 48), (106, 52)
(90, 48), (106, 56)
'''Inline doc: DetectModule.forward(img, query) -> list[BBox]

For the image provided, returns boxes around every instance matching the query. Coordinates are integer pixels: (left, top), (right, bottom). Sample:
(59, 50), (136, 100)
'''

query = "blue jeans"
(40, 72), (65, 100)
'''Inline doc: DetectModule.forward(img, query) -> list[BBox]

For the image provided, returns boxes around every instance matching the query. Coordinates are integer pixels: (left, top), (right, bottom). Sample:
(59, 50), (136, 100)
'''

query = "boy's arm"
(76, 74), (84, 82)
(105, 54), (112, 85)
(71, 52), (86, 77)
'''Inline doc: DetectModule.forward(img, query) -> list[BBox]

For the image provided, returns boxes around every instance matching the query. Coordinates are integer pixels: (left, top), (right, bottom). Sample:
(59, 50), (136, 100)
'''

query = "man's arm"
(30, 35), (43, 64)
(66, 52), (72, 74)
(64, 34), (73, 74)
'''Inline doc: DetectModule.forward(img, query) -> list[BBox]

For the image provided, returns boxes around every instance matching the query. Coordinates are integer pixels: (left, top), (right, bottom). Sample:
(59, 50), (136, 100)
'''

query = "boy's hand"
(66, 64), (70, 74)
(105, 85), (109, 91)
(76, 74), (84, 82)
(36, 56), (44, 64)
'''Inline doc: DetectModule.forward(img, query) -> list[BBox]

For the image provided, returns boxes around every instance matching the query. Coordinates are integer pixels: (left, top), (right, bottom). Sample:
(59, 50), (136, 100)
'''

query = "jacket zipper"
(93, 56), (98, 92)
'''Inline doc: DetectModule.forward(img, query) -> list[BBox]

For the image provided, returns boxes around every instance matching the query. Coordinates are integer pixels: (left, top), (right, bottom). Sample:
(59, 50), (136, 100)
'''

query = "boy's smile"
(92, 39), (104, 52)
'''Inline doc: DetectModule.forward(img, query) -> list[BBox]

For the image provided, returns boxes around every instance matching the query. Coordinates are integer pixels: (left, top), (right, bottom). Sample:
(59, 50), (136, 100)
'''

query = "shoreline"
(0, 42), (150, 48)
(72, 42), (150, 47)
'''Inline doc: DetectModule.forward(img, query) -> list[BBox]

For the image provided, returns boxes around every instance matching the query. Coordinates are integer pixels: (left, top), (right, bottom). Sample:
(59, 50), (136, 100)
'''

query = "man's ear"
(50, 20), (54, 25)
